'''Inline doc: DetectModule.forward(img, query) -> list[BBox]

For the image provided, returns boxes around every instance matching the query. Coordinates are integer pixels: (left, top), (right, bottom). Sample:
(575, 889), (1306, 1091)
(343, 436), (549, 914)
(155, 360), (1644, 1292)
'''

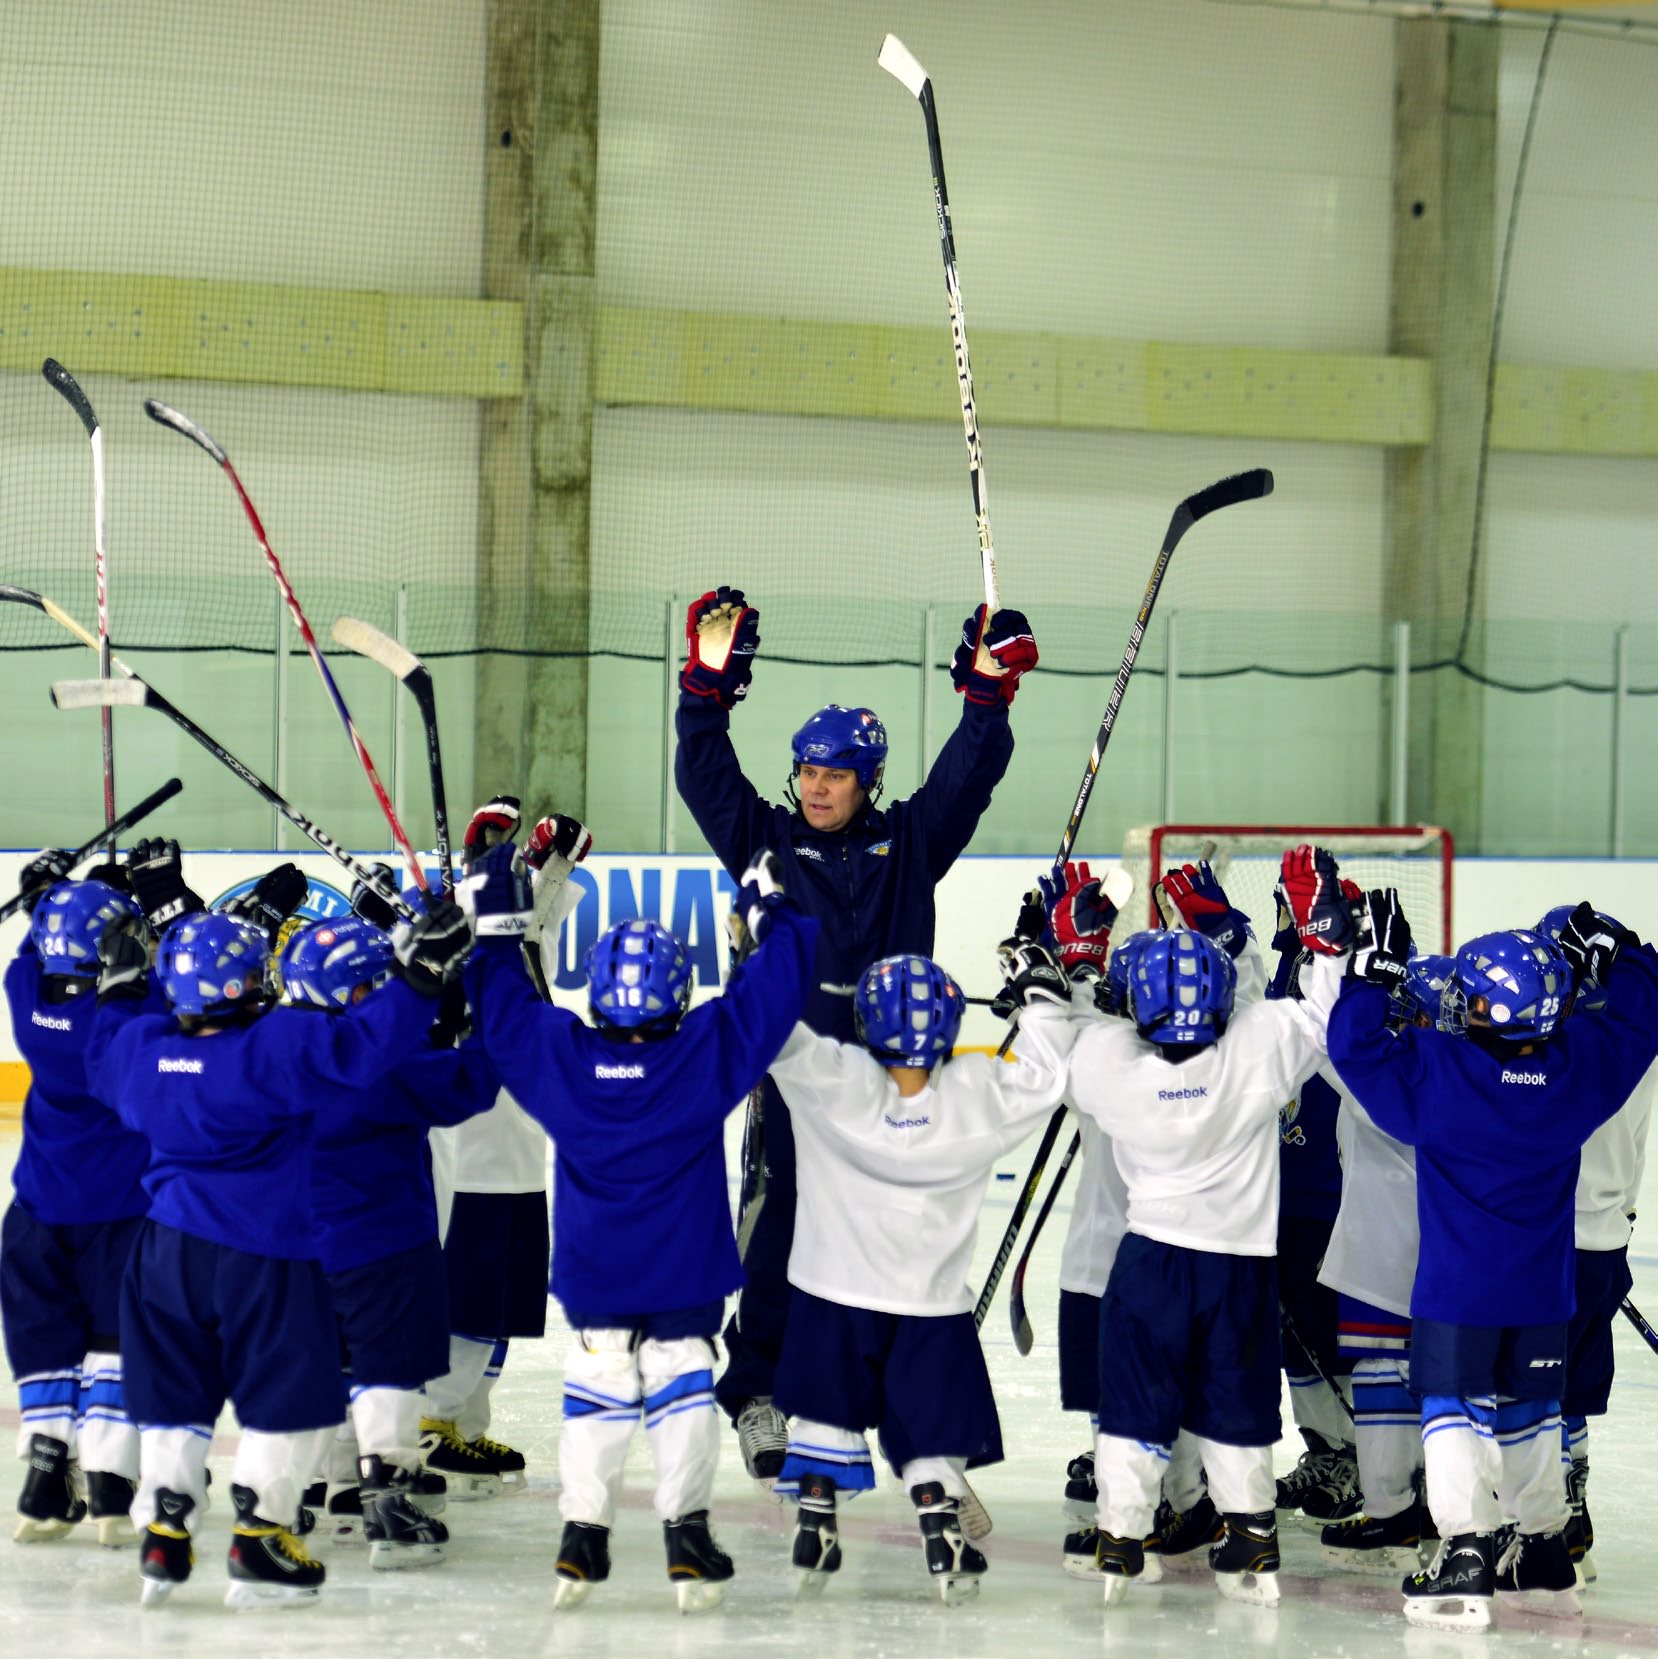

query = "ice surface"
(2, 1133), (1656, 1657)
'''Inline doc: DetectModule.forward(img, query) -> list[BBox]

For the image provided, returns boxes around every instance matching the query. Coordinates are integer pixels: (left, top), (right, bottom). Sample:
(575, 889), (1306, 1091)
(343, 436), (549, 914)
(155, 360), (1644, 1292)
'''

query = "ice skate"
(1320, 1502), (1426, 1575)
(138, 1489), (195, 1608)
(792, 1474), (842, 1597)
(86, 1471), (138, 1547)
(1276, 1429), (1352, 1519)
(911, 1480), (986, 1605)
(408, 1466), (448, 1516)
(301, 1479), (325, 1510)
(1210, 1510), (1281, 1607)
(224, 1482), (326, 1608)
(322, 1480), (363, 1545)
(1494, 1526), (1581, 1618)
(359, 1456), (448, 1571)
(14, 1434), (86, 1541)
(1565, 1457), (1595, 1585)
(1093, 1529), (1159, 1605)
(418, 1417), (502, 1501)
(1063, 1523), (1102, 1580)
(1146, 1493), (1223, 1567)
(466, 1431), (527, 1493)
(664, 1510), (733, 1613)
(1401, 1532), (1496, 1631)
(734, 1398), (788, 1487)
(1063, 1449), (1097, 1522)
(1297, 1444), (1360, 1523)
(553, 1520), (611, 1609)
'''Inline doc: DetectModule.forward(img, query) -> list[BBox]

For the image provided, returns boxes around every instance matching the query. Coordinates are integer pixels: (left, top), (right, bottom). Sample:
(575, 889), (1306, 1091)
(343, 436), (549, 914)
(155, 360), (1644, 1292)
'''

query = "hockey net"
(1121, 823), (1455, 955)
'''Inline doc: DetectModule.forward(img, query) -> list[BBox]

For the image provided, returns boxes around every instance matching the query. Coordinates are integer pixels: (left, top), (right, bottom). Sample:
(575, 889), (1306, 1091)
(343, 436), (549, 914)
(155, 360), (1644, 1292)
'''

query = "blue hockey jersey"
(464, 905), (819, 1320)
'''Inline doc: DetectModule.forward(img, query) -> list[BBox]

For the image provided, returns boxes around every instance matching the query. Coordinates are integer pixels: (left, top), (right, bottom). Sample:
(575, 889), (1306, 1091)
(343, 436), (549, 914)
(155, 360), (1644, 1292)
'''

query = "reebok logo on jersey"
(1501, 1069), (1547, 1086)
(29, 1010), (72, 1032)
(1158, 1086), (1209, 1101)
(157, 1056), (204, 1075)
(594, 1062), (645, 1081)
(883, 1113), (931, 1129)
(794, 846), (824, 862)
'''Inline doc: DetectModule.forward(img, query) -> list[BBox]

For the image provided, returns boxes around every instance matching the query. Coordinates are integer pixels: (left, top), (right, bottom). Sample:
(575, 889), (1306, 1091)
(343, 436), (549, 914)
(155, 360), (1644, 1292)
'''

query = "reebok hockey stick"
(0, 775), (183, 924)
(42, 359), (116, 846)
(331, 617), (453, 899)
(143, 400), (429, 896)
(974, 474), (1274, 1328)
(878, 34), (998, 614)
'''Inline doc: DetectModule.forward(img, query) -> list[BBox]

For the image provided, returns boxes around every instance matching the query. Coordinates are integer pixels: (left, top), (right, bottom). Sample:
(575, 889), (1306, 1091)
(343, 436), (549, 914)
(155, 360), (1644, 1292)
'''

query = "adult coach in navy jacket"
(673, 584), (1036, 1479)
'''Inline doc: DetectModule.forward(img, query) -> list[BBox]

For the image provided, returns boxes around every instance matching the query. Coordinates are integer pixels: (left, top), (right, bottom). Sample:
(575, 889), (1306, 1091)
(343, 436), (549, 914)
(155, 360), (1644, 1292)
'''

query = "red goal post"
(1121, 823), (1455, 955)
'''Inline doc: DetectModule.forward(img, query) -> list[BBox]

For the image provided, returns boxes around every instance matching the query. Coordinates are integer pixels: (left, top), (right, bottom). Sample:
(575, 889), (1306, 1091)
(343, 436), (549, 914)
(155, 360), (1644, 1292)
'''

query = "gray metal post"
(272, 585), (289, 851)
(1390, 620), (1411, 825)
(921, 605), (937, 779)
(1611, 625), (1629, 858)
(662, 597), (678, 853)
(1160, 611), (1179, 822)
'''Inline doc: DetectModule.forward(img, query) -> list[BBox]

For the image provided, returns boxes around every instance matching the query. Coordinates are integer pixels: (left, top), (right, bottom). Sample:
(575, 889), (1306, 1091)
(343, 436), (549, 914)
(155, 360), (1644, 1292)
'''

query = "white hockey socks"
(1165, 1431), (1208, 1513)
(559, 1330), (642, 1527)
(458, 1339), (508, 1441)
(1494, 1397), (1568, 1535)
(16, 1367), (79, 1457)
(1351, 1355), (1421, 1518)
(640, 1336), (719, 1521)
(1195, 1437), (1276, 1517)
(1287, 1369), (1354, 1451)
(898, 1456), (968, 1501)
(75, 1350), (138, 1480)
(424, 1333), (494, 1427)
(776, 1418), (876, 1499)
(133, 1425), (212, 1529)
(1095, 1432), (1169, 1539)
(350, 1383), (424, 1470)
(232, 1427), (333, 1530)
(1421, 1394), (1503, 1536)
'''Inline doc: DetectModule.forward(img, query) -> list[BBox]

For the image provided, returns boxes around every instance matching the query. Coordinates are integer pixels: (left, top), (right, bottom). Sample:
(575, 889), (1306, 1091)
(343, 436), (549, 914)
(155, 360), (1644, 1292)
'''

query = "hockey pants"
(1420, 1395), (1568, 1537)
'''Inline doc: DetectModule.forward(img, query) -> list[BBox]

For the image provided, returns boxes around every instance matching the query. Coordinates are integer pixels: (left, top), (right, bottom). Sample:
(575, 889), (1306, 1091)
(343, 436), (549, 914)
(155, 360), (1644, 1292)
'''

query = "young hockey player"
(282, 916), (498, 1567)
(673, 584), (1032, 1486)
(765, 941), (1078, 1604)
(1325, 904), (1658, 1631)
(460, 835), (818, 1614)
(84, 896), (473, 1607)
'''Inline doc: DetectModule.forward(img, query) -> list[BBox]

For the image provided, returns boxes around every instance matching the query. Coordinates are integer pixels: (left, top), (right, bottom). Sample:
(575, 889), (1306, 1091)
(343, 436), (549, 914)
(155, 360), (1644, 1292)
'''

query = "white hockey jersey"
(1057, 1111), (1129, 1298)
(1576, 1058), (1656, 1251)
(767, 1010), (1077, 1317)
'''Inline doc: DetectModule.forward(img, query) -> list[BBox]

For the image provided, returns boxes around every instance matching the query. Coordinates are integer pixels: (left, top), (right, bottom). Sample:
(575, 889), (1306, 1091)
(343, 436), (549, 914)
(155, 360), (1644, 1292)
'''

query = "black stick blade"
(43, 359), (100, 437)
(1188, 467), (1274, 521)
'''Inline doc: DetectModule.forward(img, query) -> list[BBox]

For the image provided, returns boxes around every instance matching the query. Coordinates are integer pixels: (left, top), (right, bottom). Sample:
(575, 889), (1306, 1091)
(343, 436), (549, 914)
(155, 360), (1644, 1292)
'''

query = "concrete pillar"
(1384, 18), (1497, 846)
(475, 0), (597, 815)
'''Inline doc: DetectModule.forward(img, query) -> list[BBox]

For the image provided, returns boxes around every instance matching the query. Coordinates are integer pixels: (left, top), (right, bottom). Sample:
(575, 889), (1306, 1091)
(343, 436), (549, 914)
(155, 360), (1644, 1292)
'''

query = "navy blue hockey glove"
(1348, 888), (1412, 990)
(221, 862), (307, 943)
(1040, 860), (1117, 976)
(993, 938), (1070, 1017)
(16, 847), (76, 915)
(950, 605), (1038, 706)
(81, 858), (133, 895)
(681, 586), (760, 709)
(393, 899), (473, 996)
(462, 794), (521, 865)
(350, 861), (401, 931)
(1279, 844), (1357, 957)
(1012, 882), (1051, 947)
(1557, 900), (1631, 992)
(128, 837), (203, 933)
(95, 920), (149, 1004)
(459, 842), (535, 938)
(733, 850), (788, 953)
(1160, 861), (1251, 959)
(428, 979), (473, 1049)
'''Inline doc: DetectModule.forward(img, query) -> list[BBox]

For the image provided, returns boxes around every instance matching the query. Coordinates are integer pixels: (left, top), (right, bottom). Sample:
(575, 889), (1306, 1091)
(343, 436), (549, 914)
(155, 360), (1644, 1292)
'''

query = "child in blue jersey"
(1325, 898), (1658, 1632)
(3, 871), (155, 1545)
(84, 896), (472, 1608)
(282, 917), (498, 1568)
(461, 834), (818, 1614)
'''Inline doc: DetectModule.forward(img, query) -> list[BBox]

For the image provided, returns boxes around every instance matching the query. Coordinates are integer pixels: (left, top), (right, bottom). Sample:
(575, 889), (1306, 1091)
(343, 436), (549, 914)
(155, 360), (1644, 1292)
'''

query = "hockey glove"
(350, 862), (401, 931)
(680, 586), (760, 709)
(128, 837), (204, 933)
(393, 899), (473, 996)
(95, 921), (149, 1004)
(1348, 888), (1412, 990)
(462, 794), (522, 864)
(1160, 861), (1252, 959)
(81, 858), (133, 895)
(735, 849), (788, 953)
(523, 812), (593, 872)
(1278, 844), (1357, 956)
(428, 979), (473, 1049)
(458, 843), (535, 938)
(222, 862), (308, 943)
(1557, 900), (1630, 992)
(994, 938), (1070, 1015)
(16, 847), (76, 915)
(1040, 860), (1117, 975)
(950, 605), (1039, 707)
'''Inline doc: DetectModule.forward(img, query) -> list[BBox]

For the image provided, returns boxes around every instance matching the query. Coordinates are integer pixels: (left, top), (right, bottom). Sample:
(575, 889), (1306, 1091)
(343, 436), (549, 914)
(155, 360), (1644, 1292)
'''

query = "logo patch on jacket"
(868, 840), (892, 857)
(794, 845), (824, 863)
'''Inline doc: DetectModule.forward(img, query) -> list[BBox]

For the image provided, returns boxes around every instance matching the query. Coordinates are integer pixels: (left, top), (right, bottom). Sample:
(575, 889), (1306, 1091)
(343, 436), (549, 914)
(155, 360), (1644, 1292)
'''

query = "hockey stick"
(143, 400), (429, 897)
(973, 474), (1274, 1327)
(1622, 1295), (1658, 1356)
(330, 617), (453, 899)
(878, 34), (997, 614)
(0, 775), (183, 925)
(1008, 1121), (1080, 1355)
(42, 359), (116, 846)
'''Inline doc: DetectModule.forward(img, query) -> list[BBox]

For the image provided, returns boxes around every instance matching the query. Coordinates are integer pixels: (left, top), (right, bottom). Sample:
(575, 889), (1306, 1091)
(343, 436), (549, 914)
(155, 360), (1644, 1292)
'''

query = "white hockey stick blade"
(332, 614), (421, 682)
(877, 33), (929, 98)
(52, 677), (147, 710)
(142, 398), (228, 464)
(1102, 864), (1135, 913)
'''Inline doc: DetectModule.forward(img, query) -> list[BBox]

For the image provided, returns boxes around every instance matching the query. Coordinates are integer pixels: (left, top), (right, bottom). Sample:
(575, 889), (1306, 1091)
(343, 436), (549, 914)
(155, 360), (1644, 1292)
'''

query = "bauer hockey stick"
(974, 473), (1275, 1329)
(42, 359), (116, 847)
(879, 34), (998, 615)
(0, 775), (183, 925)
(143, 400), (429, 896)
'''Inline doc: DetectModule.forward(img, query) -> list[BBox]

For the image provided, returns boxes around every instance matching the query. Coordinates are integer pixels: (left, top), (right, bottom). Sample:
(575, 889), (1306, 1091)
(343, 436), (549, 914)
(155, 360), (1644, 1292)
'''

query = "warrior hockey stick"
(143, 400), (429, 896)
(42, 359), (116, 845)
(878, 34), (998, 614)
(1623, 1295), (1658, 1356)
(331, 617), (453, 899)
(0, 775), (183, 924)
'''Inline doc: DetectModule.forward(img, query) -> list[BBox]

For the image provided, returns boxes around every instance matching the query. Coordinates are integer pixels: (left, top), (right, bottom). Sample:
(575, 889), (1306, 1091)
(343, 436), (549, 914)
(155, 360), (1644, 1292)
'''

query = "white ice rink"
(2, 1130), (1656, 1659)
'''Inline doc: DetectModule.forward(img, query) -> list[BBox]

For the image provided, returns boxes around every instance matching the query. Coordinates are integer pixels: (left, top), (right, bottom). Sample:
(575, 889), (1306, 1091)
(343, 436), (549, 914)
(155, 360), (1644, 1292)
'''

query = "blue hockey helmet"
(1443, 929), (1570, 1043)
(280, 917), (396, 1010)
(30, 879), (143, 978)
(1097, 931), (1151, 1019)
(790, 705), (888, 793)
(1128, 929), (1236, 1047)
(584, 918), (693, 1032)
(1398, 952), (1457, 1031)
(155, 911), (271, 1018)
(854, 953), (964, 1068)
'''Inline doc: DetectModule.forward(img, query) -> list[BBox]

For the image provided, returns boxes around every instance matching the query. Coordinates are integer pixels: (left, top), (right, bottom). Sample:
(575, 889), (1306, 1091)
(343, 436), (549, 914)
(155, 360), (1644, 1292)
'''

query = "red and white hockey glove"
(462, 794), (521, 864)
(1278, 844), (1357, 956)
(950, 605), (1039, 706)
(680, 586), (760, 709)
(1040, 860), (1117, 975)
(523, 813), (593, 872)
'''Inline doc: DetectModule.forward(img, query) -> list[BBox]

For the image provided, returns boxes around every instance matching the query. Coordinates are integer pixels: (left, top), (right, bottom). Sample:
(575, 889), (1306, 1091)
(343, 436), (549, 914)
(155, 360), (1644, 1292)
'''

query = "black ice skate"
(417, 1417), (502, 1501)
(1276, 1429), (1354, 1518)
(1495, 1526), (1581, 1618)
(1402, 1531), (1496, 1631)
(301, 1479), (325, 1510)
(85, 1470), (138, 1547)
(139, 1488), (195, 1608)
(1146, 1493), (1224, 1567)
(1093, 1528), (1160, 1604)
(224, 1482), (326, 1608)
(663, 1510), (734, 1613)
(553, 1520), (611, 1610)
(1210, 1510), (1281, 1607)
(321, 1479), (363, 1545)
(911, 1481), (987, 1605)
(1320, 1502), (1426, 1575)
(408, 1466), (448, 1516)
(14, 1433), (86, 1542)
(466, 1432), (527, 1493)
(1297, 1444), (1361, 1523)
(792, 1473), (842, 1597)
(1063, 1449), (1097, 1521)
(359, 1455), (448, 1571)
(1565, 1456), (1595, 1584)
(734, 1398), (788, 1486)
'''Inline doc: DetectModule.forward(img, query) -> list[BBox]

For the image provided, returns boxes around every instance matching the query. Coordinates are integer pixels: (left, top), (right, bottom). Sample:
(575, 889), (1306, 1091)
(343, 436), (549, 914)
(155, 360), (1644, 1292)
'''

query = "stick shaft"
(1009, 1129), (1081, 1353)
(973, 1105), (1065, 1327)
